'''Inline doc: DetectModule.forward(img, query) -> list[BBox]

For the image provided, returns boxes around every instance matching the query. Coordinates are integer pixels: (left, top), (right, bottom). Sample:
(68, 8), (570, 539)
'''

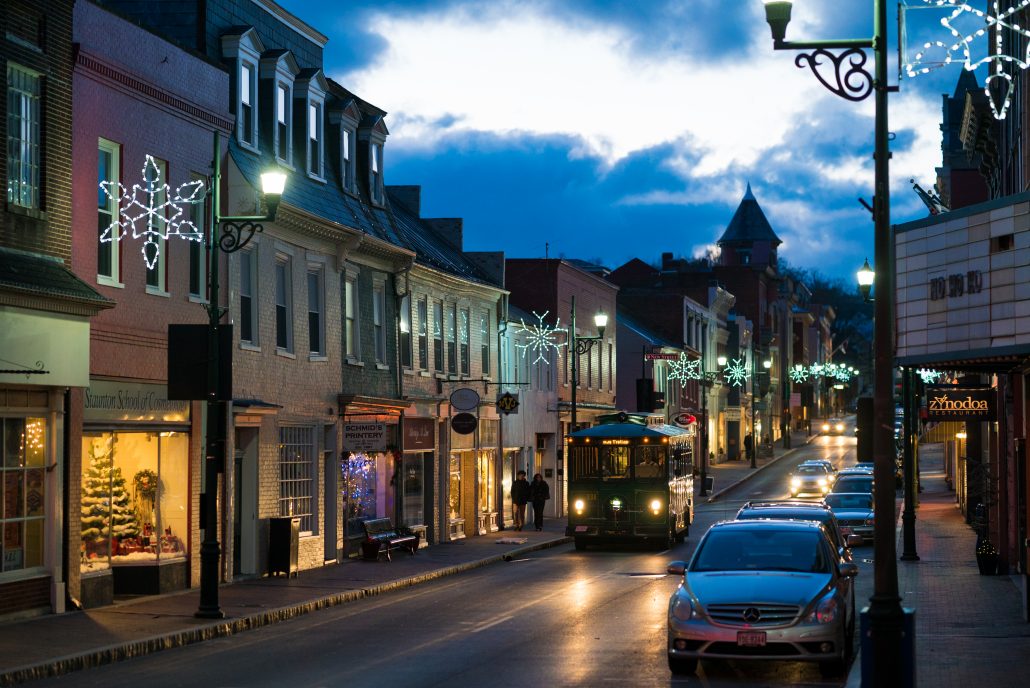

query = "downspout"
(394, 259), (413, 528)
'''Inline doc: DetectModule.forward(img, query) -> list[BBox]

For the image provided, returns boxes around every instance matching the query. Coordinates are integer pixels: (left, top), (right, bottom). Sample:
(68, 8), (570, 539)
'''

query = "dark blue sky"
(277, 0), (984, 280)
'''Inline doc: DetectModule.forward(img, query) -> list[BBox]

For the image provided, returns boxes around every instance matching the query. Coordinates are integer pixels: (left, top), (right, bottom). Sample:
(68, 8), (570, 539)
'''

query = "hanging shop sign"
(926, 386), (995, 421)
(451, 412), (478, 435)
(344, 422), (388, 453)
(724, 407), (742, 421)
(496, 392), (520, 415)
(403, 418), (435, 451)
(449, 387), (480, 411)
(673, 412), (696, 427)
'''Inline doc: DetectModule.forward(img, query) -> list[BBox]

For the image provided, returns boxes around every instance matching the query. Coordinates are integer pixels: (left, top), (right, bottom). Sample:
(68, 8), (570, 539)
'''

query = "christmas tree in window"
(81, 436), (139, 559)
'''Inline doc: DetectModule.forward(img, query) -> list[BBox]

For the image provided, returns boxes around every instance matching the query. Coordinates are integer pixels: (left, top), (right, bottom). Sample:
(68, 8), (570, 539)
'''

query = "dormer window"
(276, 83), (290, 163)
(342, 128), (354, 190)
(370, 142), (383, 204)
(221, 28), (264, 153)
(297, 69), (328, 182)
(308, 102), (322, 177)
(331, 98), (361, 195)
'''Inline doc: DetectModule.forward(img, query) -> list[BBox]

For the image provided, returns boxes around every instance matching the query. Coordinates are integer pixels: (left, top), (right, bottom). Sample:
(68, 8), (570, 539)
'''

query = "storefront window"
(477, 450), (495, 514)
(448, 453), (461, 520)
(400, 452), (425, 527)
(344, 452), (377, 537)
(501, 451), (515, 526)
(2, 418), (46, 572)
(80, 431), (187, 572)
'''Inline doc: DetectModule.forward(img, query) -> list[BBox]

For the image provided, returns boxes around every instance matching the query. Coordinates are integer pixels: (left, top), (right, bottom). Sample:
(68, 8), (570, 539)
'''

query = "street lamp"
(568, 294), (607, 433)
(196, 132), (286, 619)
(857, 258), (875, 302)
(763, 2), (905, 685)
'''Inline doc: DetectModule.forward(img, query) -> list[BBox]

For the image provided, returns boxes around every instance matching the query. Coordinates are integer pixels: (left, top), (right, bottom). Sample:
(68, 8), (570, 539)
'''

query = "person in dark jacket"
(529, 473), (550, 531)
(510, 470), (530, 531)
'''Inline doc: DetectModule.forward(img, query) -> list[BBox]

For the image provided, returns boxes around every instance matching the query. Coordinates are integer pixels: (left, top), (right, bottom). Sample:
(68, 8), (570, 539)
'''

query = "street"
(39, 433), (869, 688)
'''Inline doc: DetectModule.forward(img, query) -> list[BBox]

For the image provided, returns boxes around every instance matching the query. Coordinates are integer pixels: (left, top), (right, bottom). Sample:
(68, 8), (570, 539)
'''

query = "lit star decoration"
(513, 311), (563, 366)
(904, 0), (1030, 119)
(789, 365), (810, 384)
(99, 155), (206, 269)
(918, 368), (944, 384)
(667, 353), (700, 385)
(723, 358), (749, 387)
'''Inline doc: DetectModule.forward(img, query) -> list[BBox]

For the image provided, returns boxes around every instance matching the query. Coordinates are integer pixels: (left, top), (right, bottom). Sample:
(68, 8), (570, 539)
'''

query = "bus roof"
(569, 422), (690, 439)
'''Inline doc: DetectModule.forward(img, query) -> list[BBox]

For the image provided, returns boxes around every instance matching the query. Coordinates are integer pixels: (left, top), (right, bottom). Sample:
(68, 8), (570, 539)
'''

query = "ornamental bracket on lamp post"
(568, 295), (608, 434)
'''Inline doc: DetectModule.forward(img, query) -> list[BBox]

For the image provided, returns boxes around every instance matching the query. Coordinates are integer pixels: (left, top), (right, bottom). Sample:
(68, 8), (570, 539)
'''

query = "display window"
(448, 452), (462, 521)
(477, 450), (496, 515)
(80, 431), (188, 572)
(501, 451), (515, 526)
(400, 452), (425, 527)
(2, 417), (47, 573)
(344, 451), (387, 537)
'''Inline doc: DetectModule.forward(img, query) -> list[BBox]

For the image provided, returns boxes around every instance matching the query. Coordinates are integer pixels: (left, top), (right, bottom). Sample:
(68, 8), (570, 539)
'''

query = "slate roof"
(229, 140), (500, 288)
(0, 247), (114, 308)
(717, 183), (781, 247)
(617, 311), (679, 349)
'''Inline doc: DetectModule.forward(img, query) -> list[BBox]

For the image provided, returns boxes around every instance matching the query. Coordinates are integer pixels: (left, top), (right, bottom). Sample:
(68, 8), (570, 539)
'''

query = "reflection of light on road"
(560, 578), (597, 684)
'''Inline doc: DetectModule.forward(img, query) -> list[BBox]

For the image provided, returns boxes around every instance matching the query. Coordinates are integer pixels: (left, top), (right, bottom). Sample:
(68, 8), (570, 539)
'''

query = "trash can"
(268, 517), (300, 577)
(860, 606), (915, 687)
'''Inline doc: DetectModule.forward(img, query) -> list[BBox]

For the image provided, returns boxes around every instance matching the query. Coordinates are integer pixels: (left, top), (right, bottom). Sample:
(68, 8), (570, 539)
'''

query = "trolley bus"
(565, 412), (694, 549)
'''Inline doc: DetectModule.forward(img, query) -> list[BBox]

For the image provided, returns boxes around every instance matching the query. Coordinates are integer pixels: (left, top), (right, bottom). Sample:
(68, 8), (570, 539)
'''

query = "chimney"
(424, 218), (464, 251)
(387, 185), (421, 215)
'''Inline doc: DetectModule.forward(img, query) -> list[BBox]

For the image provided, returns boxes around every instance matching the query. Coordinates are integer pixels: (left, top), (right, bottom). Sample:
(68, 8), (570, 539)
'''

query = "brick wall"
(0, 576), (50, 617)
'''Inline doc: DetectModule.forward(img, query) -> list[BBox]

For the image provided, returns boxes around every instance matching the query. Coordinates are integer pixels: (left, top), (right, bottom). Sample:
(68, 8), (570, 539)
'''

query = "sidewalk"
(0, 521), (571, 685)
(846, 443), (1030, 687)
(702, 429), (815, 502)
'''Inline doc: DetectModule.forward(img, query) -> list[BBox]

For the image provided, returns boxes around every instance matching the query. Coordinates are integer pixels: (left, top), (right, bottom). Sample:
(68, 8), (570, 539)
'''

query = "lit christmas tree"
(81, 436), (139, 554)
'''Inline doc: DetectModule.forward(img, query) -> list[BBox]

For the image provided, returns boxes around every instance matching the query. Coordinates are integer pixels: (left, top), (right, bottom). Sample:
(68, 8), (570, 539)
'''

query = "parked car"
(666, 519), (859, 677)
(800, 459), (837, 482)
(789, 463), (834, 497)
(821, 418), (846, 435)
(823, 493), (875, 543)
(735, 500), (861, 562)
(831, 474), (874, 496)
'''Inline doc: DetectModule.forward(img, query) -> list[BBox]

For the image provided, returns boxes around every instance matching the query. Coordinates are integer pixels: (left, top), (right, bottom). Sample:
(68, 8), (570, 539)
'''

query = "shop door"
(324, 426), (337, 563)
(726, 421), (740, 461)
(234, 428), (259, 575)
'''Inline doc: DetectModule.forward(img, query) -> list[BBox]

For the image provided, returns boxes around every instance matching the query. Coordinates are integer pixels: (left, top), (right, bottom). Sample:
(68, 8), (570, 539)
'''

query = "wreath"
(133, 469), (158, 500)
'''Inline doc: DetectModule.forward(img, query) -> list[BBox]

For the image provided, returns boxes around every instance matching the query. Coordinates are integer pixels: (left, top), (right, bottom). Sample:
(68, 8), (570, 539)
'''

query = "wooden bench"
(361, 518), (420, 561)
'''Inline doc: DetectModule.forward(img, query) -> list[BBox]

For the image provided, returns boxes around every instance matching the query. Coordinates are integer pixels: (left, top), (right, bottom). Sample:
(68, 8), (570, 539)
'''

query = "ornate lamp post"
(196, 132), (286, 619)
(763, 2), (904, 684)
(857, 258), (875, 302)
(569, 294), (608, 432)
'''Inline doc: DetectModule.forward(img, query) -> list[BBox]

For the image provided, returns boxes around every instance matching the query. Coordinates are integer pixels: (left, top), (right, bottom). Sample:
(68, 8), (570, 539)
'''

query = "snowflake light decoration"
(513, 311), (563, 366)
(918, 368), (944, 384)
(810, 363), (825, 378)
(789, 365), (810, 384)
(905, 1), (1030, 119)
(667, 353), (701, 385)
(100, 155), (206, 269)
(723, 358), (749, 387)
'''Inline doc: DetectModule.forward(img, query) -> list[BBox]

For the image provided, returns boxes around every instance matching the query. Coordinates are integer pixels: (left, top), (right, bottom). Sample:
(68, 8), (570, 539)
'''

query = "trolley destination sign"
(926, 386), (994, 421)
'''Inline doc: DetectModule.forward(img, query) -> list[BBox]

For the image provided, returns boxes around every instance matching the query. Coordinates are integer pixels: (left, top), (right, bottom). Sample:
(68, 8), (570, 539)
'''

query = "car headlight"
(817, 477), (827, 486)
(836, 424), (845, 432)
(822, 423), (830, 431)
(791, 477), (801, 487)
(573, 499), (585, 514)
(611, 497), (622, 511)
(671, 593), (695, 621)
(806, 593), (838, 624)
(650, 498), (662, 514)
(865, 517), (875, 526)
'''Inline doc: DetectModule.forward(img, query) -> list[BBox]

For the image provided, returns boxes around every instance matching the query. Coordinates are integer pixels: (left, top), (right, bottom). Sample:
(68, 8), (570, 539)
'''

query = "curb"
(0, 536), (572, 686)
(706, 435), (815, 503)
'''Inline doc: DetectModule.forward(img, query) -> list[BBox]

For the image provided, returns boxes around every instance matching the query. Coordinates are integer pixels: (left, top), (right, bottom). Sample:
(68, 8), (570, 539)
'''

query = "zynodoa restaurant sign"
(926, 386), (994, 421)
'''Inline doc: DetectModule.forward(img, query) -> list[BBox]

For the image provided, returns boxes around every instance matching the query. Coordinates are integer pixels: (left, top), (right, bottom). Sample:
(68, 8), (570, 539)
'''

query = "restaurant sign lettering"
(926, 386), (994, 421)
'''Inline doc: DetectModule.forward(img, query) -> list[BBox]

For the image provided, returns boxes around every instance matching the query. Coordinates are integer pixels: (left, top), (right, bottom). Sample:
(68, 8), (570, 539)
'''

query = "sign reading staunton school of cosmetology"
(925, 386), (995, 422)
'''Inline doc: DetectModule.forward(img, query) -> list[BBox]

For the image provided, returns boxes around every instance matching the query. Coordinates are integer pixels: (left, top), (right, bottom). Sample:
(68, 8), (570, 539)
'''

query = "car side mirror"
(846, 534), (864, 548)
(666, 561), (687, 575)
(840, 562), (859, 578)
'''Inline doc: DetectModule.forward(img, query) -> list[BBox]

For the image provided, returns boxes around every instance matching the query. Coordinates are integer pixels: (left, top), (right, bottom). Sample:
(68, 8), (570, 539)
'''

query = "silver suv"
(667, 519), (858, 678)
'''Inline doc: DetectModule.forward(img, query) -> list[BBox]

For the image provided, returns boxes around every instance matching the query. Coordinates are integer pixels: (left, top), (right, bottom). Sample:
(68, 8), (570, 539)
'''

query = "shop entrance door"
(324, 427), (338, 563)
(233, 428), (259, 575)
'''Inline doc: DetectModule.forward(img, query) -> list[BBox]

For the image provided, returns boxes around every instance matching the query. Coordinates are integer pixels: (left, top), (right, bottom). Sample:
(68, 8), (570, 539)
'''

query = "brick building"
(1, 0), (113, 617)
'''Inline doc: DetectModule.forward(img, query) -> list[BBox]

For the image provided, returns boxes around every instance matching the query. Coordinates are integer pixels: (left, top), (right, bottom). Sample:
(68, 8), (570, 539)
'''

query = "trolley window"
(601, 445), (630, 479)
(633, 445), (665, 478)
(568, 445), (598, 479)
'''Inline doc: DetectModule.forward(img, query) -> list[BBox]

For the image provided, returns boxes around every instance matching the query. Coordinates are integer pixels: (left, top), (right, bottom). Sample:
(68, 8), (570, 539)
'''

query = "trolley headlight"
(574, 499), (585, 514)
(650, 498), (662, 515)
(611, 497), (623, 511)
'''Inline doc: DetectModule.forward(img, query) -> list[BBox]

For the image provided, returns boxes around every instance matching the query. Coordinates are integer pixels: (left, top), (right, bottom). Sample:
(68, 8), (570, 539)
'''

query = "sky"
(276, 0), (984, 281)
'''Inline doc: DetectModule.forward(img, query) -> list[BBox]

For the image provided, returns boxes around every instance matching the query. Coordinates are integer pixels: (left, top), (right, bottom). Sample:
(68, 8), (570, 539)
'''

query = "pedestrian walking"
(743, 432), (754, 462)
(529, 473), (550, 531)
(510, 470), (530, 531)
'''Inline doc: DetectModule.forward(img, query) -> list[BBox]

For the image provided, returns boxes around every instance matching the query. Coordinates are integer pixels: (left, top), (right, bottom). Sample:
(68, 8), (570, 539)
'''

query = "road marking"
(471, 614), (513, 632)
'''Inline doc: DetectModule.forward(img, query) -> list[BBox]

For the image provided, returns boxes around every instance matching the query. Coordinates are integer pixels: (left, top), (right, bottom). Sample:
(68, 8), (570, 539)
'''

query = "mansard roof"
(717, 183), (781, 247)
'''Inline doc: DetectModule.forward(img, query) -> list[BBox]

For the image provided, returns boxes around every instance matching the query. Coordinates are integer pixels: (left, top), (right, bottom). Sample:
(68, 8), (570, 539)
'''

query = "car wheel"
(574, 538), (586, 551)
(668, 655), (698, 675)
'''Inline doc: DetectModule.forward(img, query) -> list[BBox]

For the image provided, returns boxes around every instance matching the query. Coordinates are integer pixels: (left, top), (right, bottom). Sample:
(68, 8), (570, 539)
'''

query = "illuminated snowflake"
(905, 1), (1030, 119)
(918, 368), (944, 384)
(789, 365), (810, 384)
(723, 358), (749, 387)
(667, 353), (700, 385)
(514, 311), (563, 366)
(810, 363), (825, 378)
(833, 367), (853, 382)
(100, 155), (206, 269)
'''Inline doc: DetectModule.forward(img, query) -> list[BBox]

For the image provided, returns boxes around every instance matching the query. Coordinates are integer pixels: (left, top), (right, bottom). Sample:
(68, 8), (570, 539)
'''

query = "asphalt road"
(40, 431), (871, 688)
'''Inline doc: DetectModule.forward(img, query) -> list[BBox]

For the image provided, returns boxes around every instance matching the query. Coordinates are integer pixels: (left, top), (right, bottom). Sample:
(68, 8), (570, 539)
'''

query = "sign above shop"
(343, 422), (388, 453)
(451, 412), (478, 435)
(724, 407), (742, 421)
(926, 386), (994, 421)
(403, 418), (435, 451)
(496, 392), (519, 415)
(449, 388), (480, 411)
(84, 380), (190, 423)
(929, 270), (983, 301)
(673, 412), (696, 427)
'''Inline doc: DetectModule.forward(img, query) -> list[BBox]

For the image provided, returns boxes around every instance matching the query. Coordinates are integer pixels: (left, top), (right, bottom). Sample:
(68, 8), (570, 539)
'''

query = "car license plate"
(840, 526), (853, 536)
(574, 526), (588, 532)
(737, 631), (767, 647)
